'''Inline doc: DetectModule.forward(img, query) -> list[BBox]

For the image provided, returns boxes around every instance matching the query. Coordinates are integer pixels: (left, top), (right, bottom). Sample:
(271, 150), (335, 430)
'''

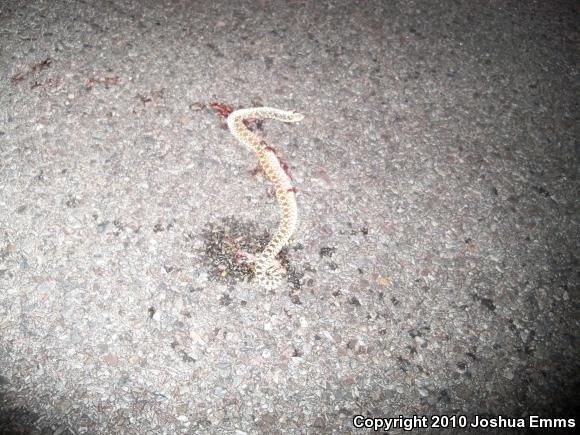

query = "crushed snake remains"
(226, 107), (304, 289)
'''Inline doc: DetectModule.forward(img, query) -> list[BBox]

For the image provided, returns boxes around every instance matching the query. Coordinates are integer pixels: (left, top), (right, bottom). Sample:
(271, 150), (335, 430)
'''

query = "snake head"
(289, 111), (305, 122)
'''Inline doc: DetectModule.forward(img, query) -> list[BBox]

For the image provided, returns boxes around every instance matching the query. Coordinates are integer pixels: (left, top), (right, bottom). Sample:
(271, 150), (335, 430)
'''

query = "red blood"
(210, 102), (234, 118)
(244, 119), (262, 131)
(280, 161), (293, 179)
(261, 139), (294, 180)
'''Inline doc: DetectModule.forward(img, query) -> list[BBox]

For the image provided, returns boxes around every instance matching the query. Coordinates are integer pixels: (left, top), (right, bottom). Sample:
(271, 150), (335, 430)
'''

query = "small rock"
(54, 399), (72, 413)
(503, 368), (514, 380)
(103, 353), (119, 367)
(189, 102), (205, 111)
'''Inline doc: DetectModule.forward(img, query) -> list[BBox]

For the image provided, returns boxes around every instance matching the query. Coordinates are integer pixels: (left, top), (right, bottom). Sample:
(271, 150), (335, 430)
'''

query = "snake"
(226, 107), (304, 289)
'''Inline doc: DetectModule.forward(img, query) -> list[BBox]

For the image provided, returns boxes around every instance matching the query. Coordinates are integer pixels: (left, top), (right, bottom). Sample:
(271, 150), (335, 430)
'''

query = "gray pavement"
(0, 0), (579, 434)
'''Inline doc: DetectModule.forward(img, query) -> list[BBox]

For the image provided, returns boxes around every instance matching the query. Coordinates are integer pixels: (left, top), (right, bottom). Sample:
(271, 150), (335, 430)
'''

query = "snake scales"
(226, 107), (304, 289)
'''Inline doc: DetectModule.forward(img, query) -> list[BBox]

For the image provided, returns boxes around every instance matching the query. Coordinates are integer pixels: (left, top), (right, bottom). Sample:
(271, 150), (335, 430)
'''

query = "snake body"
(227, 107), (304, 289)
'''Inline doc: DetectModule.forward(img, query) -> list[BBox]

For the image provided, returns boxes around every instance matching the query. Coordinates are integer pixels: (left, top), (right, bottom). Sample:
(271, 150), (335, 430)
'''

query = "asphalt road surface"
(1, 0), (578, 434)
